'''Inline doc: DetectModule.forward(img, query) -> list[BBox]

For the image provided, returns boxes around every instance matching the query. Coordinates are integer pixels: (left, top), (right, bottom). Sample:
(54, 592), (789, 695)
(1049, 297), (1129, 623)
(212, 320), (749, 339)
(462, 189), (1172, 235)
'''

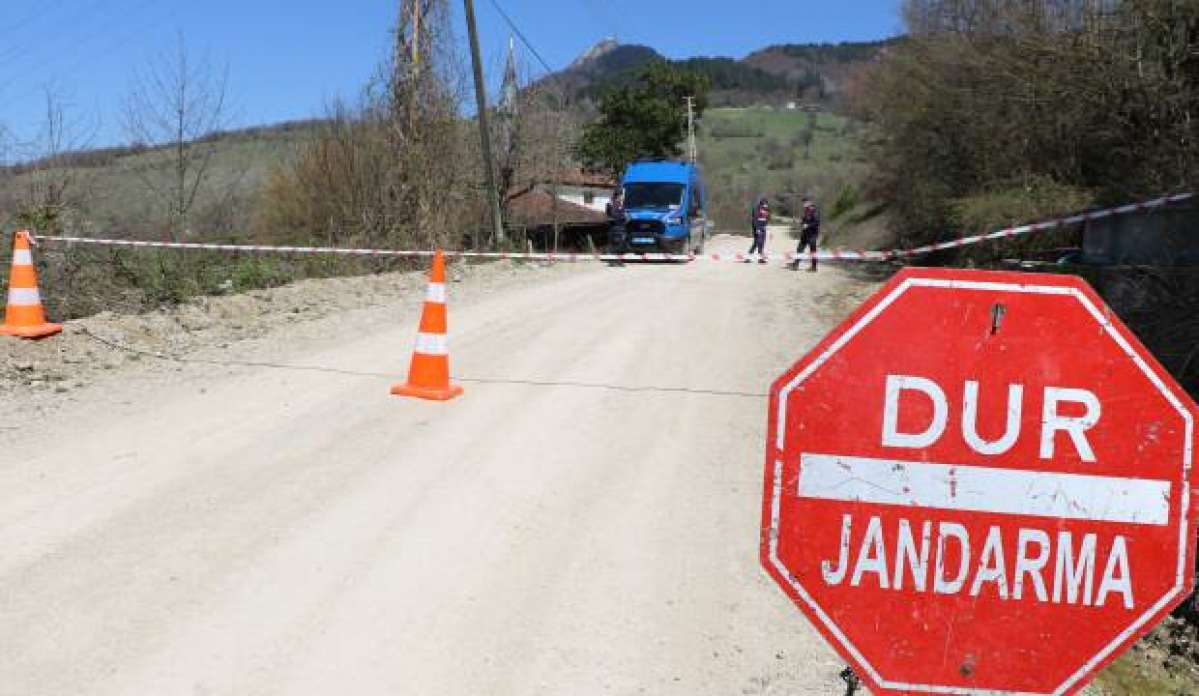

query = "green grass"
(697, 106), (887, 248)
(0, 124), (312, 240)
(1096, 648), (1199, 695)
(0, 123), (358, 319)
(702, 107), (858, 152)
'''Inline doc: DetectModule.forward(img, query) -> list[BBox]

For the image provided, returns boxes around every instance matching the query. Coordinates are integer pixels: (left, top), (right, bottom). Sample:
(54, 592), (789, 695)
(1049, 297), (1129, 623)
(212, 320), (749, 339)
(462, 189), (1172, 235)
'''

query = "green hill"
(698, 106), (890, 250)
(0, 121), (318, 241)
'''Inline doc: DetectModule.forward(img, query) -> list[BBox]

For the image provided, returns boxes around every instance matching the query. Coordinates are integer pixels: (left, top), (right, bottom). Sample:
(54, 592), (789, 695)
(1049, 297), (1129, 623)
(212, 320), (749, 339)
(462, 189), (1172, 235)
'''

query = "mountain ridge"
(540, 37), (900, 108)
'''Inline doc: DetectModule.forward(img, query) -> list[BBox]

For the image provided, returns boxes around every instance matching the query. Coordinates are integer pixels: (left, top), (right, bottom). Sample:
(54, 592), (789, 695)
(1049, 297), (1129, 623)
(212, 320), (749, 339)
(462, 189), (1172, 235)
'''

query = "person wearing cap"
(747, 197), (770, 263)
(796, 198), (821, 272)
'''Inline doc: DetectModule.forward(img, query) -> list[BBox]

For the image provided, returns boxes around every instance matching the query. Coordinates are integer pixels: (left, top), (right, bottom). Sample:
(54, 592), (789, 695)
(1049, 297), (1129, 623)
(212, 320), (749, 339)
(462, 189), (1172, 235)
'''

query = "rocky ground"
(1094, 615), (1199, 695)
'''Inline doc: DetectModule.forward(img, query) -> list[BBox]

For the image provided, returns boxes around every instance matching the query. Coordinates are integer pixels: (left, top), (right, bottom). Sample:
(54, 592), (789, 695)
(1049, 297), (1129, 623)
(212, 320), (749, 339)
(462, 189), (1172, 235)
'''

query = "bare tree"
(257, 2), (476, 251)
(487, 37), (587, 251)
(385, 0), (472, 248)
(123, 33), (230, 240)
(0, 123), (10, 167)
(495, 38), (522, 216)
(0, 123), (12, 225)
(15, 88), (96, 233)
(857, 0), (1199, 247)
(514, 88), (582, 252)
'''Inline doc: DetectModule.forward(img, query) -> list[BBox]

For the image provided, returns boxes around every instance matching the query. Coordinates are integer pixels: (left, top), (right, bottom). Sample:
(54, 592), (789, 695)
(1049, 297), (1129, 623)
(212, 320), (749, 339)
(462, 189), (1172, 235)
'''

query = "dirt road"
(0, 235), (880, 695)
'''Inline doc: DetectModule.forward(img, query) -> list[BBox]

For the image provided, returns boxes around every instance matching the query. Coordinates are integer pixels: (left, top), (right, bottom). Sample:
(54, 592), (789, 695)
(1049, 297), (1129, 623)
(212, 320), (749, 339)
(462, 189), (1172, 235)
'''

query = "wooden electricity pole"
(394, 1), (408, 85)
(411, 0), (422, 65)
(463, 0), (505, 247)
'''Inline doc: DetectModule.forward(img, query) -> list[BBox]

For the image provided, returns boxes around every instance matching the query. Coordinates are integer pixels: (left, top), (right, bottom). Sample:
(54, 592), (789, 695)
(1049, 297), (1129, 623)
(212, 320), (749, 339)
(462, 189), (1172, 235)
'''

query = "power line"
(486, 0), (555, 76)
(0, 0), (170, 99)
(75, 326), (766, 399)
(0, 0), (70, 36)
(0, 0), (113, 68)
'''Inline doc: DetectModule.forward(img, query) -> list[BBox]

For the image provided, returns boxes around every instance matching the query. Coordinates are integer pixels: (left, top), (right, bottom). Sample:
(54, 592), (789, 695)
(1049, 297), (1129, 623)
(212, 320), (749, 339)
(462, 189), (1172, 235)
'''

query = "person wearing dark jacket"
(606, 188), (626, 252)
(747, 197), (769, 263)
(797, 199), (821, 272)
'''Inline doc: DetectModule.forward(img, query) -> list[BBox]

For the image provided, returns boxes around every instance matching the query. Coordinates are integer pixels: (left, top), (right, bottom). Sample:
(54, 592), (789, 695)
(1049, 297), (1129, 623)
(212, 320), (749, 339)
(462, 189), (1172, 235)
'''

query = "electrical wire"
(0, 0), (174, 100)
(0, 0), (114, 68)
(486, 0), (556, 76)
(0, 0), (70, 37)
(74, 325), (765, 399)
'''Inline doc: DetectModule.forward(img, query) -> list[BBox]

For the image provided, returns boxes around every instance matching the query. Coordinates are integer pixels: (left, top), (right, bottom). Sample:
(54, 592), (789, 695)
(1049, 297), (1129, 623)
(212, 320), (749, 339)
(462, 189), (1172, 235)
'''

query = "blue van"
(613, 159), (707, 255)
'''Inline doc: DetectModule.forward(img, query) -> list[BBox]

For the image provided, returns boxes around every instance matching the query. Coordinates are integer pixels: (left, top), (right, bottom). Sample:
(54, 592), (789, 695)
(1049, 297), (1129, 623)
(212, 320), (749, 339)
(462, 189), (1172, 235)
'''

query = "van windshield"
(624, 183), (685, 210)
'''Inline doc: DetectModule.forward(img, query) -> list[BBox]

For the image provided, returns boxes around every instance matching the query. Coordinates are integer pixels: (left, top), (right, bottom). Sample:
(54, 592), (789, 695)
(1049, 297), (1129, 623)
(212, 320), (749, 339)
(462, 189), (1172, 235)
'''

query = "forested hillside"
(539, 38), (892, 108)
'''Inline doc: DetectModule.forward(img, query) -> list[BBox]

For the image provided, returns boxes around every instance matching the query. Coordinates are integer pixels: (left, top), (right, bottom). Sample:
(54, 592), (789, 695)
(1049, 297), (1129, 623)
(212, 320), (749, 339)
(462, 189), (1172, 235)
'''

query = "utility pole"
(411, 0), (421, 65)
(685, 96), (697, 164)
(397, 0), (423, 138)
(463, 0), (505, 247)
(393, 1), (408, 86)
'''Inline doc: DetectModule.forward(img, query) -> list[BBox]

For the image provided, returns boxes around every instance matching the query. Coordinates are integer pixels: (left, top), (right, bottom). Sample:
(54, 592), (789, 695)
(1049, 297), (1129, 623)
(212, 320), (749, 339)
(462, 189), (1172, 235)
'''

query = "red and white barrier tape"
(29, 193), (1191, 263)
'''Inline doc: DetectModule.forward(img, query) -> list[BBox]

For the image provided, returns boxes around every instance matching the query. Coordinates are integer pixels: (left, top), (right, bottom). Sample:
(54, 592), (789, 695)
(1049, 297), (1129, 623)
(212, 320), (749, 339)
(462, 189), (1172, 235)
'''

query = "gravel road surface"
(0, 235), (881, 695)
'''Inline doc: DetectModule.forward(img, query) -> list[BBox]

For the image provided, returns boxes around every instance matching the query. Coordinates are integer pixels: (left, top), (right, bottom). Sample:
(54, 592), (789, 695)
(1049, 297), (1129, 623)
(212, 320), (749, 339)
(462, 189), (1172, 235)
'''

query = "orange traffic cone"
(1, 230), (61, 339)
(391, 250), (463, 401)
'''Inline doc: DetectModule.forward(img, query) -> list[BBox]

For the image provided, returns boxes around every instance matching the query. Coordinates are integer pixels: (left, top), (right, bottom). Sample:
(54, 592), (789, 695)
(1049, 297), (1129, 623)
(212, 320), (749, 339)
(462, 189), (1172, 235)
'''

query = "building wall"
(554, 185), (611, 213)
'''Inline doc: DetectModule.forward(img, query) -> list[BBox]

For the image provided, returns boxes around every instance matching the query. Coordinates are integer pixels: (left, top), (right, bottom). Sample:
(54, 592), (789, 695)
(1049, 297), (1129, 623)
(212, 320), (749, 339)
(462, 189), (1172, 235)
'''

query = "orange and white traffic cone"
(0, 230), (61, 340)
(391, 250), (463, 401)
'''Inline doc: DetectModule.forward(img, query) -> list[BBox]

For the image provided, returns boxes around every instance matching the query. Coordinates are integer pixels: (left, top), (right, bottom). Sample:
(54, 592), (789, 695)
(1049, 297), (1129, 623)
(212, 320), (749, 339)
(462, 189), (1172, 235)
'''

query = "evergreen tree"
(577, 61), (709, 176)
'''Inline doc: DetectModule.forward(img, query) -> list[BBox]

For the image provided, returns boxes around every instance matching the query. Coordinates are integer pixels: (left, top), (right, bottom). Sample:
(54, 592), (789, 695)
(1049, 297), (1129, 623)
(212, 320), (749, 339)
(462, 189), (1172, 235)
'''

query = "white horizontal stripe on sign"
(12, 250), (32, 265)
(7, 287), (40, 306)
(413, 332), (448, 356)
(798, 453), (1171, 526)
(425, 282), (447, 304)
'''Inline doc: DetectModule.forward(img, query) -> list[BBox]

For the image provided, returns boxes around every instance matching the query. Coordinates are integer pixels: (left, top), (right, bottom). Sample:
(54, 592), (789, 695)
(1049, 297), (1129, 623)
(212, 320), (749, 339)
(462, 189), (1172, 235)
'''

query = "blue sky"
(0, 0), (902, 152)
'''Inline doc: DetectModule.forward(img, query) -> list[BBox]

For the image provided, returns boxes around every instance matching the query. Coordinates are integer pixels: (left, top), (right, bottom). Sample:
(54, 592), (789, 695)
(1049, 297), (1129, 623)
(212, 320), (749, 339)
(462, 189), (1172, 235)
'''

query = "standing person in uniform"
(747, 197), (769, 264)
(606, 187), (626, 253)
(797, 198), (821, 272)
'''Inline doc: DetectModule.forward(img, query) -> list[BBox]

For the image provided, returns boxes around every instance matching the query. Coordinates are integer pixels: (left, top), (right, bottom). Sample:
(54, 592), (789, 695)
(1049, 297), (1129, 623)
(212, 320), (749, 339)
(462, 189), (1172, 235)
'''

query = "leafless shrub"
(0, 89), (98, 235)
(854, 0), (1199, 246)
(257, 0), (482, 251)
(122, 32), (232, 240)
(493, 47), (583, 250)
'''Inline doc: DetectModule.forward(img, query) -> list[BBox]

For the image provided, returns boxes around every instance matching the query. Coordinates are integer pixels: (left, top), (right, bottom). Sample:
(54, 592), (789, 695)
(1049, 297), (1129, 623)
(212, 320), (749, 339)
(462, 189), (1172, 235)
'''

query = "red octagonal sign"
(761, 268), (1198, 695)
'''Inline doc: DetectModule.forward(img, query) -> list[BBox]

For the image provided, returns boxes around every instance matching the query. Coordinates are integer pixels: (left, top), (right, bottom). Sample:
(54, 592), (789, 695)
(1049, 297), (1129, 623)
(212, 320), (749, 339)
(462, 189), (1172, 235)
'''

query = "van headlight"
(666, 216), (683, 225)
